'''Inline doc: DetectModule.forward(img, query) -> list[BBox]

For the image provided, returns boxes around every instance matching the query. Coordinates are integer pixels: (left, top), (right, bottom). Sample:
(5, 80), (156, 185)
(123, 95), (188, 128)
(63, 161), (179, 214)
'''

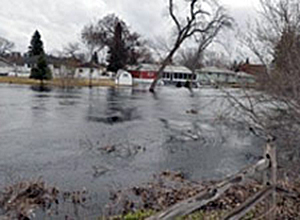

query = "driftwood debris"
(147, 143), (277, 220)
(222, 186), (272, 220)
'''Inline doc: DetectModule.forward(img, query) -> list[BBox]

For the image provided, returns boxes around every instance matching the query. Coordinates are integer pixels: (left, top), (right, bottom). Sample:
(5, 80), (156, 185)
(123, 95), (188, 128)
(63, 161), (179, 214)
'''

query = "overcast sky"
(0, 0), (260, 54)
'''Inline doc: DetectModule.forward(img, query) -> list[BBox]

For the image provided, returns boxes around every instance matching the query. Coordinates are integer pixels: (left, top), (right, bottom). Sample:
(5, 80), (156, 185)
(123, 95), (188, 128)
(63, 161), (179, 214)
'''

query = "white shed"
(115, 69), (133, 86)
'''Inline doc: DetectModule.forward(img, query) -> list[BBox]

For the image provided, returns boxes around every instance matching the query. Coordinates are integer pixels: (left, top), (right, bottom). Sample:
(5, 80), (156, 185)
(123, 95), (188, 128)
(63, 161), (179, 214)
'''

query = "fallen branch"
(222, 186), (272, 220)
(147, 158), (269, 220)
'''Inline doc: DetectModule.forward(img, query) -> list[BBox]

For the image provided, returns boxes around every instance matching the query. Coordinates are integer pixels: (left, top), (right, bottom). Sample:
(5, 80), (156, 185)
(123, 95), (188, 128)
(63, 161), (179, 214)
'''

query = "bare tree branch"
(149, 0), (232, 92)
(0, 37), (14, 55)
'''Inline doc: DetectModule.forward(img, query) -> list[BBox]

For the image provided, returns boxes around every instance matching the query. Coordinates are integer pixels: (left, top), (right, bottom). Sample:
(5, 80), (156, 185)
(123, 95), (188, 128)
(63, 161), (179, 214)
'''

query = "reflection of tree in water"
(30, 85), (52, 93)
(87, 87), (139, 124)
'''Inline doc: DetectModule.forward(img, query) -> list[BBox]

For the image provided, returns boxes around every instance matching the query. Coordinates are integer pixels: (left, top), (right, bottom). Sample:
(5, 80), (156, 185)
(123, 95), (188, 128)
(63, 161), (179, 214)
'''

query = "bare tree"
(202, 50), (231, 68)
(228, 0), (300, 175)
(63, 42), (81, 58)
(81, 14), (152, 66)
(0, 37), (14, 55)
(178, 47), (204, 70)
(149, 0), (232, 92)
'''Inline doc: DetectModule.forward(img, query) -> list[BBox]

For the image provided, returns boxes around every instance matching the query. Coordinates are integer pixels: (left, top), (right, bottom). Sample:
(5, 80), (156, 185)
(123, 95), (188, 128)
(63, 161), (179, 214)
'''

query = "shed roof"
(127, 63), (192, 74)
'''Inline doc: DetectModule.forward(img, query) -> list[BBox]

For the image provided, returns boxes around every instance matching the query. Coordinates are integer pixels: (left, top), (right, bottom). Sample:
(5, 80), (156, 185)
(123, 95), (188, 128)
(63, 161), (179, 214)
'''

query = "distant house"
(47, 56), (82, 78)
(162, 65), (196, 85)
(74, 63), (106, 79)
(0, 57), (13, 76)
(236, 71), (256, 84)
(197, 66), (256, 85)
(197, 67), (237, 85)
(127, 63), (195, 85)
(2, 53), (85, 78)
(1, 53), (31, 77)
(235, 62), (267, 77)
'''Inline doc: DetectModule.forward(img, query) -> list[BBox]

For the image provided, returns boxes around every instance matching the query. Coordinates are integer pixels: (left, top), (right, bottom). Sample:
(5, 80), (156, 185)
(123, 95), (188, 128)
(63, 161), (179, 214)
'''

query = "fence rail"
(147, 143), (277, 220)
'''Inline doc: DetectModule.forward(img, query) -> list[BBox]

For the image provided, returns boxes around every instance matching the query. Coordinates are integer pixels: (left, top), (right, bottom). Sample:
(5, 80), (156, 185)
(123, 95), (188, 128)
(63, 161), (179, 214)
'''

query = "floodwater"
(0, 84), (263, 218)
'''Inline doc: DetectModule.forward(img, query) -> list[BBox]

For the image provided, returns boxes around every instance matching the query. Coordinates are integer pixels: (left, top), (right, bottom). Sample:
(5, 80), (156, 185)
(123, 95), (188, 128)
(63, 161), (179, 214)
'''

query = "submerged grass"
(0, 76), (115, 87)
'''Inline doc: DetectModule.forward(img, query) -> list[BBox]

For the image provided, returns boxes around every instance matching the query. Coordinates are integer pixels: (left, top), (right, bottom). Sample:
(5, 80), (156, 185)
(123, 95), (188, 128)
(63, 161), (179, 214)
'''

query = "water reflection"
(30, 85), (52, 92)
(86, 87), (140, 124)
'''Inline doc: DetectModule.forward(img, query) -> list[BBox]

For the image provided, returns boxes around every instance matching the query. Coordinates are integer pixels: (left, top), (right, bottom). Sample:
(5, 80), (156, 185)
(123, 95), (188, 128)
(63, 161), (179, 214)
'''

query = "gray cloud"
(0, 0), (260, 54)
(0, 0), (106, 52)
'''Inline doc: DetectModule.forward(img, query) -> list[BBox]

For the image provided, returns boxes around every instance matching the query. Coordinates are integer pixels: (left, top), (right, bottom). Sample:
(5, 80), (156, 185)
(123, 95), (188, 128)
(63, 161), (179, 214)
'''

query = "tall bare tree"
(227, 0), (300, 175)
(149, 0), (232, 92)
(178, 47), (204, 70)
(63, 42), (81, 59)
(81, 14), (152, 66)
(0, 37), (14, 55)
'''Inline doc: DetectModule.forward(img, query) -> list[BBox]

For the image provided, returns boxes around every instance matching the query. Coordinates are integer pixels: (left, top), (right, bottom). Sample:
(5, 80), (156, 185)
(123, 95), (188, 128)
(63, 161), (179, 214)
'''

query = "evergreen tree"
(82, 14), (153, 69)
(107, 22), (128, 72)
(28, 30), (44, 57)
(28, 31), (52, 82)
(30, 55), (52, 81)
(91, 51), (99, 64)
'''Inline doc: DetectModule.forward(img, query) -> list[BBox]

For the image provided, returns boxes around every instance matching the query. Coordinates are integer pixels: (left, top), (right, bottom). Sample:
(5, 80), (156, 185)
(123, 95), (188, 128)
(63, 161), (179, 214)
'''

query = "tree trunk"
(149, 44), (180, 93)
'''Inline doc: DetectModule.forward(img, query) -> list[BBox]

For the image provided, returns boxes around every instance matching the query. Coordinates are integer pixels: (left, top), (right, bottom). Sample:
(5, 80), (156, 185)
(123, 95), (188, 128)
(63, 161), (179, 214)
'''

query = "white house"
(115, 69), (133, 86)
(236, 71), (256, 84)
(197, 66), (256, 85)
(127, 63), (196, 86)
(162, 65), (196, 85)
(10, 64), (31, 77)
(0, 57), (13, 76)
(74, 63), (106, 79)
(4, 54), (35, 77)
(197, 66), (237, 85)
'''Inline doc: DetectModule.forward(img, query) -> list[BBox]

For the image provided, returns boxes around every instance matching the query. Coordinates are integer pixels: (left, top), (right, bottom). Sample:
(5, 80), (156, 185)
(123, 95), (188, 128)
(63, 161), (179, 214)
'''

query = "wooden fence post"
(264, 143), (277, 219)
(269, 143), (277, 219)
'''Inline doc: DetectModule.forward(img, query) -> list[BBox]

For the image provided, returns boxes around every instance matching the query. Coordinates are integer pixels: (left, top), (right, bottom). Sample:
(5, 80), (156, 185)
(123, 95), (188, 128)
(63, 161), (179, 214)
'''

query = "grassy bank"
(0, 76), (115, 88)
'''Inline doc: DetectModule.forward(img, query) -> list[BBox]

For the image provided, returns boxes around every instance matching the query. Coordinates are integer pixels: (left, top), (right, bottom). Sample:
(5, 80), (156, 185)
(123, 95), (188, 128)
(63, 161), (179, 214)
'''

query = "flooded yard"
(0, 84), (263, 218)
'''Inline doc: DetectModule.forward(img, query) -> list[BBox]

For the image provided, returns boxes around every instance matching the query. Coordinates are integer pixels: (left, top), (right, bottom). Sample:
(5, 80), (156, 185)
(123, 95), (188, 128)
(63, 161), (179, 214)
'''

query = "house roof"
(237, 63), (267, 76)
(127, 63), (192, 74)
(197, 66), (236, 75)
(77, 62), (105, 69)
(4, 54), (83, 68)
(0, 57), (12, 67)
(237, 71), (255, 78)
(164, 65), (192, 74)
